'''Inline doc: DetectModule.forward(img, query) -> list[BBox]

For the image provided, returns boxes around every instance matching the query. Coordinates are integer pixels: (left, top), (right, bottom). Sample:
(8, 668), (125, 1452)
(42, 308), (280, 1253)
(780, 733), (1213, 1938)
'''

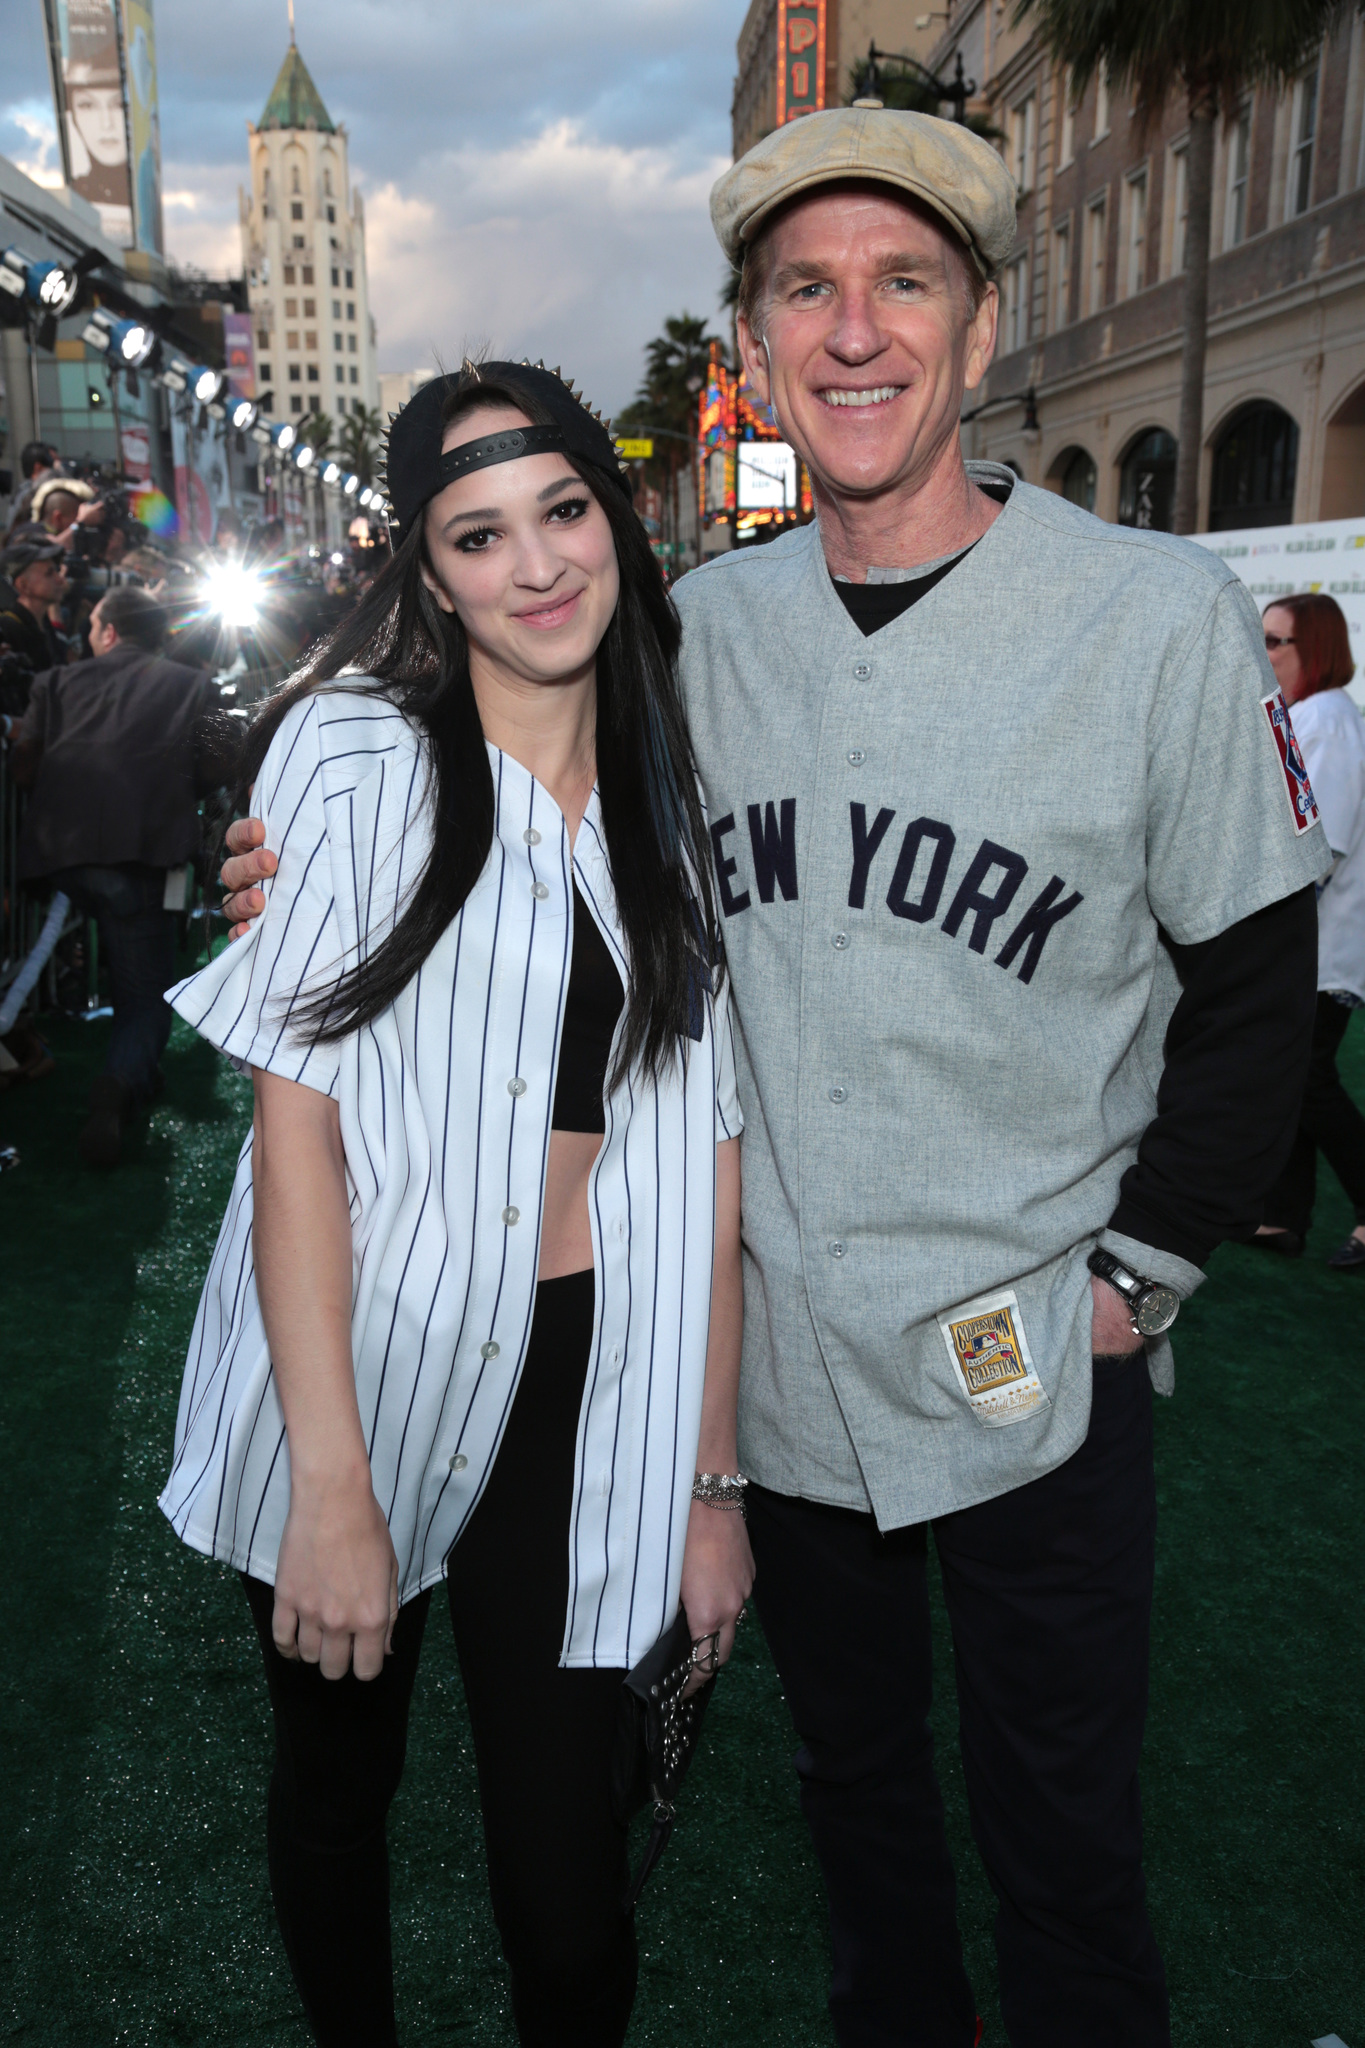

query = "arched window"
(323, 166), (333, 196)
(1118, 428), (1177, 531)
(1321, 381), (1365, 520)
(1053, 445), (1096, 511)
(291, 163), (301, 194)
(1209, 402), (1299, 530)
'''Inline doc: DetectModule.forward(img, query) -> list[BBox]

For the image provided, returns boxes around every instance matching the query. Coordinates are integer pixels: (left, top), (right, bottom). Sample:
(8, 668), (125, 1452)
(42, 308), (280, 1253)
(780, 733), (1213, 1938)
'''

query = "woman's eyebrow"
(440, 474), (584, 536)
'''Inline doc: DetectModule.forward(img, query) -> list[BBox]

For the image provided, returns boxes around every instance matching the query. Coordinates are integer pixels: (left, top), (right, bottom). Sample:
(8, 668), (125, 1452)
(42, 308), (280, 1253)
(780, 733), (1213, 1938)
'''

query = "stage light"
(228, 396), (258, 432)
(358, 486), (373, 506)
(202, 561), (262, 629)
(294, 442), (316, 469)
(271, 421), (297, 453)
(342, 472), (360, 496)
(157, 352), (196, 392)
(0, 247), (30, 301)
(321, 460), (341, 485)
(193, 366), (226, 407)
(31, 259), (80, 315)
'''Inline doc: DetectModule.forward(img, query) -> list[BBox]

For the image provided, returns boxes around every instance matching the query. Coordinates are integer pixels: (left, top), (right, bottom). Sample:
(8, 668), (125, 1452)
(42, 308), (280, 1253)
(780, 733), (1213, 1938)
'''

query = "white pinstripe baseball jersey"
(159, 690), (742, 1668)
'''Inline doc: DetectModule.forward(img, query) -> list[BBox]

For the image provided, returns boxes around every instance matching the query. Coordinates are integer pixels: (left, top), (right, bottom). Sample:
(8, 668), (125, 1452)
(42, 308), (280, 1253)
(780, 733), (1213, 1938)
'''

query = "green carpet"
(1, 1002), (1361, 2045)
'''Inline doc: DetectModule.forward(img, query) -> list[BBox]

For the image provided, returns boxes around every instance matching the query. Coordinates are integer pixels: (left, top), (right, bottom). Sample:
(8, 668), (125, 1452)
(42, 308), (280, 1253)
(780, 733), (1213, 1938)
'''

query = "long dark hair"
(238, 376), (719, 1083)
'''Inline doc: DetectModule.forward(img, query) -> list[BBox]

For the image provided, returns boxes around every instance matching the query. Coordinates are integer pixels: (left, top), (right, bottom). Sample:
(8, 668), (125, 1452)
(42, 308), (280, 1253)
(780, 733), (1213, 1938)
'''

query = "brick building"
(933, 2), (1365, 529)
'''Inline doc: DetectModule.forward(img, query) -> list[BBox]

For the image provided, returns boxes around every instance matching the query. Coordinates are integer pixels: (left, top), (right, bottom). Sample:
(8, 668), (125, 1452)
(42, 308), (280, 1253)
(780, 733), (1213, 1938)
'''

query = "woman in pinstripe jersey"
(161, 364), (752, 2047)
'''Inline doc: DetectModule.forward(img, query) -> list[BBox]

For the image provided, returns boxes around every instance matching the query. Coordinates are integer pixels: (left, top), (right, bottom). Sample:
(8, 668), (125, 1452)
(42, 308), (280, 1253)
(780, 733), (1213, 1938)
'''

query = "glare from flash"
(203, 562), (263, 629)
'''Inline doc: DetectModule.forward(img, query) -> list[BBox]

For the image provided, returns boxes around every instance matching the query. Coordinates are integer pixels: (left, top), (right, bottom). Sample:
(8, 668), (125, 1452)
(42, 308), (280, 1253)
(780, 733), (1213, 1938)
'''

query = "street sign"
(617, 438), (654, 459)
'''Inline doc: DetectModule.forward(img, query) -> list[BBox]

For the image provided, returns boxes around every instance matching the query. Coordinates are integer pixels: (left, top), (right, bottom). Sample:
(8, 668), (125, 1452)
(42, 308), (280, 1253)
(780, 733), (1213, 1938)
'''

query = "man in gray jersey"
(222, 111), (1325, 2048)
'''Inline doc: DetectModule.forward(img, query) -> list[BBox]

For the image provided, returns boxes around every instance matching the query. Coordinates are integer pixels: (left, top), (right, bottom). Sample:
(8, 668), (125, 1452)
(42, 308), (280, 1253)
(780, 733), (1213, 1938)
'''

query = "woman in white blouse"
(1258, 590), (1365, 1268)
(161, 363), (752, 2046)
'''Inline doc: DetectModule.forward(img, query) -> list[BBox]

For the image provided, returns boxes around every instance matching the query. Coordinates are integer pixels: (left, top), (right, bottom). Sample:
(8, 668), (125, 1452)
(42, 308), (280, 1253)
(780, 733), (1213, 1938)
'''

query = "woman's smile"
(512, 588), (585, 632)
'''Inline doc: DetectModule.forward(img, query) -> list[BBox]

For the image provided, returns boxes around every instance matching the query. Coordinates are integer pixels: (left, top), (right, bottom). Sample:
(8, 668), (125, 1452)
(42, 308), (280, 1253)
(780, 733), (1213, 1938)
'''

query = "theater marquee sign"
(776, 0), (826, 124)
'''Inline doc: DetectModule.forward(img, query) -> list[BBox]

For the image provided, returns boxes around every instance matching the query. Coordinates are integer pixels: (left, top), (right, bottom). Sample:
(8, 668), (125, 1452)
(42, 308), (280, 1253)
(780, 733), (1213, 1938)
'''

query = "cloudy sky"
(1, 0), (741, 415)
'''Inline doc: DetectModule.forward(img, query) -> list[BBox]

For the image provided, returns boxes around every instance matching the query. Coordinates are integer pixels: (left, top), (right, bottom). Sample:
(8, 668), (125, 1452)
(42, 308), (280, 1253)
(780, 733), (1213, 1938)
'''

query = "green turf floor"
(1, 1003), (1362, 2046)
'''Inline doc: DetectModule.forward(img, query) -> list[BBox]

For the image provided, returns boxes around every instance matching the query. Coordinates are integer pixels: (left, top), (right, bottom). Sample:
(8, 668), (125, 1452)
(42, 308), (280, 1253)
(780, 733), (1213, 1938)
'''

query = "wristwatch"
(1086, 1248), (1181, 1338)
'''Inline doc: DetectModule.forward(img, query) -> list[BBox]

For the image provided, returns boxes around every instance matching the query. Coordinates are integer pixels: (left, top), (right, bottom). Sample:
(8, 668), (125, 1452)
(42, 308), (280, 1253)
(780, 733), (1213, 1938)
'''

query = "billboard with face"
(43, 0), (161, 253)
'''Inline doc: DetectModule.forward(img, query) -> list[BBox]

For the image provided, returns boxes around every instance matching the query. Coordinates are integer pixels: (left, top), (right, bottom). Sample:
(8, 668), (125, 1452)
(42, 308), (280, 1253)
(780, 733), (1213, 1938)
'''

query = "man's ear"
(418, 557), (457, 616)
(963, 282), (999, 394)
(737, 313), (770, 406)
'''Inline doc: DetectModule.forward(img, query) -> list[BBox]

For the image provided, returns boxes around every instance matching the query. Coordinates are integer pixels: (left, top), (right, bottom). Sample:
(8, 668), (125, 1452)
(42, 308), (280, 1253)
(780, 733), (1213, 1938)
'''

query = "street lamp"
(852, 43), (976, 121)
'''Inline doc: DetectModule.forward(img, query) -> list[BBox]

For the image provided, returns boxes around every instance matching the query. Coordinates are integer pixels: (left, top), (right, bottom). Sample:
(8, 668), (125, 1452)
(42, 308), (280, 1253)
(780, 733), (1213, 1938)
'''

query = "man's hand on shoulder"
(221, 812), (275, 938)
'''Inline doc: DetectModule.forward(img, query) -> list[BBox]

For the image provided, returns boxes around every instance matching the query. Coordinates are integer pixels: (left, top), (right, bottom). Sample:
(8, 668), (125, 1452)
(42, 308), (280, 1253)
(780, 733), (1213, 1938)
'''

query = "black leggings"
(242, 1269), (635, 2047)
(1263, 993), (1365, 1233)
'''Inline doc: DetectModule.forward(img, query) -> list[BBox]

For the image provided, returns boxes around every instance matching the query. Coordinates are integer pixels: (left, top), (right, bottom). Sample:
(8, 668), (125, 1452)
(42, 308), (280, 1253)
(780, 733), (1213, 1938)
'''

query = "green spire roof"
(259, 44), (336, 133)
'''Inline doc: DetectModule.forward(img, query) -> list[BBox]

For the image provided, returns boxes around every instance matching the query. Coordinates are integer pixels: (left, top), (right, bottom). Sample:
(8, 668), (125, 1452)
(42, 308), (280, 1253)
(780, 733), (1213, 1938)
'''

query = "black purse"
(610, 1609), (716, 1908)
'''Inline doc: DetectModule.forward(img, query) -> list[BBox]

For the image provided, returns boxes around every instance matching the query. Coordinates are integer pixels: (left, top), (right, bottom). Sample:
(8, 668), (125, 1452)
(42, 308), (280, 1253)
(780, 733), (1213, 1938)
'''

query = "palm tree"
(1014, 0), (1350, 532)
(297, 408), (334, 459)
(615, 313), (729, 563)
(338, 404), (383, 486)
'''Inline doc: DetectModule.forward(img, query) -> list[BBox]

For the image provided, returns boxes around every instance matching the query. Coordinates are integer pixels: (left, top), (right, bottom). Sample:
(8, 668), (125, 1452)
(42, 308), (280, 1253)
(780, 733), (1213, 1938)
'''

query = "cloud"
(3, 99), (64, 190)
(361, 120), (731, 411)
(0, 0), (741, 412)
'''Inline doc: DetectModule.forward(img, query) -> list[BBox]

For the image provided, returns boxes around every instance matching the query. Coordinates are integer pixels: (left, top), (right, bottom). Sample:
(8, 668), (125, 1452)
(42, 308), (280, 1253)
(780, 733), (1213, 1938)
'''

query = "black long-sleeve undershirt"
(1108, 886), (1318, 1269)
(835, 569), (1321, 1277)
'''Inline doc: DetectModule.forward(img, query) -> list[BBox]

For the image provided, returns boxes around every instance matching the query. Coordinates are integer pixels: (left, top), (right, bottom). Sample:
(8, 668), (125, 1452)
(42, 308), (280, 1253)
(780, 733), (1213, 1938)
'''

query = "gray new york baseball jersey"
(674, 466), (1328, 1528)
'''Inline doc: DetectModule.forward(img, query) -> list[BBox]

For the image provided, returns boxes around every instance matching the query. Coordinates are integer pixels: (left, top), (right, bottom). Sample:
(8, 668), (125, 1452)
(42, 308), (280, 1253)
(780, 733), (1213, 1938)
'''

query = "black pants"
(49, 862), (175, 1103)
(242, 1269), (634, 2047)
(748, 1350), (1167, 2048)
(1263, 992), (1365, 1233)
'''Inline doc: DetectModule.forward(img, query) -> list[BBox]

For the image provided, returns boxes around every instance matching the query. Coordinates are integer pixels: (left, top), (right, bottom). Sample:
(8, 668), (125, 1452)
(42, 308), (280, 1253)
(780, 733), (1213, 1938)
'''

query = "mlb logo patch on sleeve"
(1262, 688), (1321, 834)
(937, 1288), (1051, 1428)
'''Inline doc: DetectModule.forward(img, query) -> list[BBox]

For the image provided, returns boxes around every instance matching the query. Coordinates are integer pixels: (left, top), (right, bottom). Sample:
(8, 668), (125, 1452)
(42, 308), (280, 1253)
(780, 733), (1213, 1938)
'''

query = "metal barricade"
(0, 744), (43, 1001)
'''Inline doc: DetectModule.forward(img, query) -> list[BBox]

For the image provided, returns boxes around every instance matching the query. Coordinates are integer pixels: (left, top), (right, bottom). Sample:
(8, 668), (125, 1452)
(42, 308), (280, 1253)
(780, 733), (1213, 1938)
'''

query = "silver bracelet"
(692, 1471), (748, 1514)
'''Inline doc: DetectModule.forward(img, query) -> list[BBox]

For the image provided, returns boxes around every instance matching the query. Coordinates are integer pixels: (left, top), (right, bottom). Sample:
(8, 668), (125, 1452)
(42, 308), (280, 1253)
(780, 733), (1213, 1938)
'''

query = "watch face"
(1134, 1284), (1180, 1336)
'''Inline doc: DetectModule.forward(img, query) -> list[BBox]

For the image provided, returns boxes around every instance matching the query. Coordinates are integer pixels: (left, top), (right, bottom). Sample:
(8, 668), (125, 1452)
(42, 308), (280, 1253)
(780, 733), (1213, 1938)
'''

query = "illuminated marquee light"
(776, 0), (826, 125)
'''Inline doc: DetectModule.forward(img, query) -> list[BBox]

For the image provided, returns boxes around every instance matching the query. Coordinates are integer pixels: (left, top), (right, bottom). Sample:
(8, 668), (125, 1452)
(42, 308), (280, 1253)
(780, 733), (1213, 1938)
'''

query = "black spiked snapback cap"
(381, 359), (631, 533)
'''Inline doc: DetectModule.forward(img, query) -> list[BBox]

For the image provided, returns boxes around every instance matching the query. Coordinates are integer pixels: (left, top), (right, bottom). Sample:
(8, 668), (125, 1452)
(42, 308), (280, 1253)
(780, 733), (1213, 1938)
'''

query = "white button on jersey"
(161, 692), (744, 1671)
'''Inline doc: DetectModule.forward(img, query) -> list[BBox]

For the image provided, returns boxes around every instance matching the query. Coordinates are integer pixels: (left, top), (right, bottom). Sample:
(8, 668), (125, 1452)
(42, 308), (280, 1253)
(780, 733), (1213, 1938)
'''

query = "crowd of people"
(2, 101), (1365, 2048)
(0, 439), (388, 1148)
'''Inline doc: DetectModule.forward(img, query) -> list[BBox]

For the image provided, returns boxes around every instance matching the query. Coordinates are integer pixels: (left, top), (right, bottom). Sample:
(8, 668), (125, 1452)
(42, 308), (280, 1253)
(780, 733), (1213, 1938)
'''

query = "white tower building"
(239, 35), (380, 429)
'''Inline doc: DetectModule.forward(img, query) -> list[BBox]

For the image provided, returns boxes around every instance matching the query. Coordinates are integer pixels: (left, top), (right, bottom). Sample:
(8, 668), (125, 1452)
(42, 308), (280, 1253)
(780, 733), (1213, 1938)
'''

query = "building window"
(1124, 168), (1147, 295)
(1011, 93), (1037, 194)
(307, 363), (319, 383)
(1225, 105), (1251, 246)
(1004, 251), (1030, 352)
(1058, 70), (1075, 167)
(1058, 446), (1096, 510)
(345, 269), (354, 289)
(285, 297), (298, 317)
(1288, 62), (1318, 218)
(291, 164), (301, 193)
(326, 204), (336, 223)
(1051, 221), (1071, 328)
(286, 331), (299, 350)
(332, 298), (341, 318)
(256, 330), (269, 352)
(331, 267), (339, 286)
(259, 362), (271, 383)
(291, 201), (304, 220)
(288, 363), (301, 382)
(347, 333), (357, 353)
(292, 235), (305, 249)
(1085, 195), (1107, 314)
(302, 266), (314, 285)
(349, 366), (358, 384)
(323, 168), (333, 196)
(305, 330), (317, 349)
(283, 264), (296, 284)
(1168, 143), (1188, 273)
(336, 364), (345, 382)
(1093, 67), (1110, 140)
(290, 394), (303, 414)
(303, 298), (315, 317)
(1118, 429), (1177, 530)
(1210, 402), (1299, 529)
(346, 301), (355, 321)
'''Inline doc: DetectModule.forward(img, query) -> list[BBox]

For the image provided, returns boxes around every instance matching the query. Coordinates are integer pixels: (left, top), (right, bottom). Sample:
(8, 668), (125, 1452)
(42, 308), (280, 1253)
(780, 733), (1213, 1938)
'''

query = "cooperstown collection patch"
(1261, 688), (1320, 835)
(937, 1287), (1051, 1429)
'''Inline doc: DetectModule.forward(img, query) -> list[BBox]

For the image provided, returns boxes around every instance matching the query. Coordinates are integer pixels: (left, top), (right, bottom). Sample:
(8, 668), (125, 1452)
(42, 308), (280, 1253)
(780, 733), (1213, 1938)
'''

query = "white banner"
(1193, 515), (1365, 709)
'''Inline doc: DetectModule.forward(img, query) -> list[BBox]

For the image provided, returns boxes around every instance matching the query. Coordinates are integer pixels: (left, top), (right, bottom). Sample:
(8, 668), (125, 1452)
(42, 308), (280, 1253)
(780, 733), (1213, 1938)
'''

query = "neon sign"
(776, 0), (826, 125)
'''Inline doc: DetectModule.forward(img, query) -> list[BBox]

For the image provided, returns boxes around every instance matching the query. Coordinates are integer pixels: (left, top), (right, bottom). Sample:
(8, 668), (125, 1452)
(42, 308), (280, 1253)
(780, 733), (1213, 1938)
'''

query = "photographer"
(0, 541), (69, 714)
(9, 585), (235, 1166)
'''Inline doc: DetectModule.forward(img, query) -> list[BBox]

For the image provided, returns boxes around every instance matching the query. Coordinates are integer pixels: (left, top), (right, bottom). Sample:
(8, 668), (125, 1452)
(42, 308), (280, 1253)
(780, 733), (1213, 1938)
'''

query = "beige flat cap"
(711, 108), (1018, 276)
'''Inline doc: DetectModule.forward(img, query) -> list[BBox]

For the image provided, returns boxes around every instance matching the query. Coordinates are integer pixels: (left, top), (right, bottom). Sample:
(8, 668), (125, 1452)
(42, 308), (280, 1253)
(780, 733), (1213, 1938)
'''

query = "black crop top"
(552, 885), (625, 1133)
